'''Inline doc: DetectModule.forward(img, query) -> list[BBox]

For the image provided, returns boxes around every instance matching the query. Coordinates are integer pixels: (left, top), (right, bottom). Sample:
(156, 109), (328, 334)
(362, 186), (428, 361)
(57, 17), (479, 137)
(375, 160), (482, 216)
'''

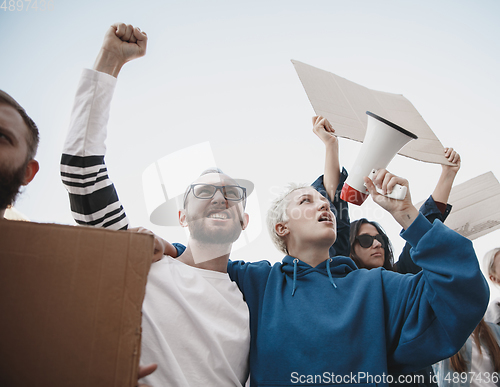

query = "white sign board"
(444, 172), (500, 240)
(292, 60), (452, 165)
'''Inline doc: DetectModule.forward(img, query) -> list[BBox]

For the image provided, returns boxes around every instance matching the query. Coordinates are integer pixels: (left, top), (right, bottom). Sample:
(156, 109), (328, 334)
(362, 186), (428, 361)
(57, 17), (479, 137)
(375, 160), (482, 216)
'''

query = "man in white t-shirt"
(60, 23), (250, 386)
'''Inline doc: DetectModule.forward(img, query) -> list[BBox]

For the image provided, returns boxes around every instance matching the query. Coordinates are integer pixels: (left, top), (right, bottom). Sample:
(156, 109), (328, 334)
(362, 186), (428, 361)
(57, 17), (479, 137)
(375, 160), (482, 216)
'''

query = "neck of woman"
(287, 241), (331, 268)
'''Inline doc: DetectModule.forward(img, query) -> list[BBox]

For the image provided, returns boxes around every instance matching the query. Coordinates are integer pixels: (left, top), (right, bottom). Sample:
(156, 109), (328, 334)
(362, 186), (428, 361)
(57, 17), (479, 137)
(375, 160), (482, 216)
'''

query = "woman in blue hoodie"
(346, 147), (461, 387)
(227, 167), (489, 387)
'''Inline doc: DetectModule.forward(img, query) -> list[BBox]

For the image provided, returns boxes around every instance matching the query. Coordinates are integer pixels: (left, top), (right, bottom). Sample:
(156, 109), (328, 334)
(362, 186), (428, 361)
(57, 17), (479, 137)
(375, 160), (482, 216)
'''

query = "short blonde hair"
(266, 183), (309, 255)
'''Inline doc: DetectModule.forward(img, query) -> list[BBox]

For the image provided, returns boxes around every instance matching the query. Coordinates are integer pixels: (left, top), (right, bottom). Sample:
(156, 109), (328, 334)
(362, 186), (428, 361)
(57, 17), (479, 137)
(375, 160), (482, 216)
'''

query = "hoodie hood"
(281, 255), (358, 295)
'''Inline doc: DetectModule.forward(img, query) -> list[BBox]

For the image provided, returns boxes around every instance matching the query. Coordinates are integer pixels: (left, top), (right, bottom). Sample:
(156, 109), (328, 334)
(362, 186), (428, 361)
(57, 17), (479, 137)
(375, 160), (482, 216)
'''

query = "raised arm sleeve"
(384, 214), (489, 373)
(60, 69), (129, 230)
(396, 195), (452, 274)
(311, 167), (350, 257)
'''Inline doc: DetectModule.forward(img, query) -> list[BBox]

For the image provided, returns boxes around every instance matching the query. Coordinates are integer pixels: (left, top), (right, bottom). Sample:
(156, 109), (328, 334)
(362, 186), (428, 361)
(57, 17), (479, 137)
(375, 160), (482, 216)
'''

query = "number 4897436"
(1, 0), (55, 11)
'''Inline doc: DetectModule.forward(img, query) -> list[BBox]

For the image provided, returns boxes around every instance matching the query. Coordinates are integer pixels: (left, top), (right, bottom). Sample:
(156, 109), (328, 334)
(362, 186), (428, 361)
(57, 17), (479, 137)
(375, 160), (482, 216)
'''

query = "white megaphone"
(340, 111), (418, 206)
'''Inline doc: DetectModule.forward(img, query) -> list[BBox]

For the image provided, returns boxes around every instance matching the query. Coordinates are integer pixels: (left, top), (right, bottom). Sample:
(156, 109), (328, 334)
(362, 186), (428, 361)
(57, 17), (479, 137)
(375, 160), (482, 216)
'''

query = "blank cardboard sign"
(292, 60), (452, 165)
(441, 172), (500, 240)
(0, 220), (153, 387)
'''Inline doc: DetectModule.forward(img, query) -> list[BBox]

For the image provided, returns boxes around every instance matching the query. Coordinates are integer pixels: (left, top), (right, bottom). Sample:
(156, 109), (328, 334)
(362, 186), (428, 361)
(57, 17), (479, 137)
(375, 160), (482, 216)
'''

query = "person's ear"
(490, 274), (500, 285)
(275, 222), (289, 237)
(179, 209), (188, 227)
(22, 159), (39, 185)
(240, 213), (250, 230)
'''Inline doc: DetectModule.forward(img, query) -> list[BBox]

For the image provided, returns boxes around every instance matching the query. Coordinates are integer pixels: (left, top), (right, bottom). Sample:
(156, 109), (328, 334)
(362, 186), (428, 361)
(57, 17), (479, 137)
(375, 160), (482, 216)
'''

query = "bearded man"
(60, 23), (250, 387)
(0, 90), (39, 220)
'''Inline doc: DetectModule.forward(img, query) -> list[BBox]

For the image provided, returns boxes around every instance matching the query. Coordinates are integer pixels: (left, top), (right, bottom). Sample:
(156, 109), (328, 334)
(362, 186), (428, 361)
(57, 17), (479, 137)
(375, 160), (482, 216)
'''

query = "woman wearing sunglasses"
(349, 219), (395, 270)
(348, 145), (460, 274)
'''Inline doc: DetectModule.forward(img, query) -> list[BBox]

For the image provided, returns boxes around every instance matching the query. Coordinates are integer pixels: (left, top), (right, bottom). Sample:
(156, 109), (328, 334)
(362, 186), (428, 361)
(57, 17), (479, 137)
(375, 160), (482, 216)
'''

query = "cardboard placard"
(439, 172), (500, 240)
(0, 220), (153, 387)
(292, 60), (452, 165)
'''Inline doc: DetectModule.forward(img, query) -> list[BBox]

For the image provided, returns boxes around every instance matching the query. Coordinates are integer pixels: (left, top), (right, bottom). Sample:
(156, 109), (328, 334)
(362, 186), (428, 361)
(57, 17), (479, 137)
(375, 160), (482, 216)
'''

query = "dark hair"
(0, 90), (39, 161)
(349, 218), (395, 271)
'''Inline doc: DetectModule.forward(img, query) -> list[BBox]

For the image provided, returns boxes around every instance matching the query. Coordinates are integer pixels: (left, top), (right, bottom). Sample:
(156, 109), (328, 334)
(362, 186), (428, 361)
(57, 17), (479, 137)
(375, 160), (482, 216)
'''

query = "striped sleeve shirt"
(60, 69), (129, 230)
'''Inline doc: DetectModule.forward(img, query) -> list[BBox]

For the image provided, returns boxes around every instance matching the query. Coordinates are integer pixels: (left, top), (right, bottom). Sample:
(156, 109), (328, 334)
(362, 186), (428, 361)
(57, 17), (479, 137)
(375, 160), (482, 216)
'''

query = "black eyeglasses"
(355, 234), (385, 248)
(184, 184), (246, 206)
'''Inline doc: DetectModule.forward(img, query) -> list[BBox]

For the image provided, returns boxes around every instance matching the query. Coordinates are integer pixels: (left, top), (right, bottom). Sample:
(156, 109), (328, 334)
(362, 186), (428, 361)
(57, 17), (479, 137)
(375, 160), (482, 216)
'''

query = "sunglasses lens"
(356, 234), (385, 248)
(357, 235), (373, 248)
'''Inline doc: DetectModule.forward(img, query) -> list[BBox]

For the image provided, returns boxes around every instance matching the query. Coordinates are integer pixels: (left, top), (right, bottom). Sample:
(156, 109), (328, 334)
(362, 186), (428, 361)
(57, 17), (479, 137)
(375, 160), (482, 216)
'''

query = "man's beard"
(186, 212), (243, 244)
(0, 161), (27, 211)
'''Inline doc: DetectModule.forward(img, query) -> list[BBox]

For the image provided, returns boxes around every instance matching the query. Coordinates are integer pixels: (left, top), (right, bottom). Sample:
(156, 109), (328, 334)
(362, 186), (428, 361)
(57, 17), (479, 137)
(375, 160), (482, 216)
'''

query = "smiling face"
(353, 223), (385, 269)
(0, 103), (39, 214)
(276, 187), (336, 253)
(180, 172), (248, 245)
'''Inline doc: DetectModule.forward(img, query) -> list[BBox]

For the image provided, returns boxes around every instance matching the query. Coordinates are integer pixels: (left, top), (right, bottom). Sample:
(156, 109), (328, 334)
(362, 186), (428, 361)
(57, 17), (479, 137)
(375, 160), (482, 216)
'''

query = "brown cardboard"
(292, 60), (453, 165)
(434, 172), (500, 240)
(0, 220), (153, 387)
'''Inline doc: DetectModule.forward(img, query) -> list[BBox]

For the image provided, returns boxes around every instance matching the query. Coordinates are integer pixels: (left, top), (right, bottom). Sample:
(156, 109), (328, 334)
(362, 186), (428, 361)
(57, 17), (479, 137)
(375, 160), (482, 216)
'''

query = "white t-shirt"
(140, 257), (250, 387)
(61, 69), (250, 386)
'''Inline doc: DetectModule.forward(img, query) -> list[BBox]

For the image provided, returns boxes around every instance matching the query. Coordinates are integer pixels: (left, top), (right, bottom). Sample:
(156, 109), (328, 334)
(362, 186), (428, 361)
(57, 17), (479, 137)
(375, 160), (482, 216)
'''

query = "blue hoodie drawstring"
(292, 259), (298, 296)
(291, 258), (336, 295)
(326, 258), (338, 289)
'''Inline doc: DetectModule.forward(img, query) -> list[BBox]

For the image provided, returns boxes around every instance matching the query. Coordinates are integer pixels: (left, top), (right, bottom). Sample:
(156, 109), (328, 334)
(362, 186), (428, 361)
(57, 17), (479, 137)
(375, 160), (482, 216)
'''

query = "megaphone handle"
(367, 170), (407, 201)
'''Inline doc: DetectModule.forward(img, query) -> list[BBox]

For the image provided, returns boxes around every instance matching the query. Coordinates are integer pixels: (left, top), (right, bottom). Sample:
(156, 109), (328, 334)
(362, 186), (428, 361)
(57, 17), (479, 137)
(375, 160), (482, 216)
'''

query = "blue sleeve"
(173, 243), (186, 257)
(384, 213), (489, 373)
(227, 260), (250, 293)
(419, 195), (452, 224)
(227, 260), (273, 310)
(311, 167), (350, 258)
(396, 196), (452, 274)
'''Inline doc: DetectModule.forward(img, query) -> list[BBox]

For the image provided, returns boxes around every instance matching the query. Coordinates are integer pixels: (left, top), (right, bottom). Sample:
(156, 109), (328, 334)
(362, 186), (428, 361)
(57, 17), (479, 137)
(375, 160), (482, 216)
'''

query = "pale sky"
(2, 0), (500, 295)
